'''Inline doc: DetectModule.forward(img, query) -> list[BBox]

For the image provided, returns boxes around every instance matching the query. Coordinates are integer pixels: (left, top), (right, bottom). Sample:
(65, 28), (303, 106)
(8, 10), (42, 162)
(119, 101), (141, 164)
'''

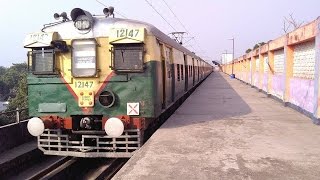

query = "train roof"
(42, 17), (202, 60)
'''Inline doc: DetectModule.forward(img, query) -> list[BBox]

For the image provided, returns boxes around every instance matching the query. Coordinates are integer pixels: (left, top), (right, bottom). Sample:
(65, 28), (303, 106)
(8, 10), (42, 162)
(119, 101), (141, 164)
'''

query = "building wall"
(222, 17), (320, 121)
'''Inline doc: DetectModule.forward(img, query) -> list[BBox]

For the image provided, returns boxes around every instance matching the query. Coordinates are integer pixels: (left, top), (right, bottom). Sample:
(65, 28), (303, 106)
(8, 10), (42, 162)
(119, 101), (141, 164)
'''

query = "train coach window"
(29, 49), (56, 74)
(181, 65), (184, 80)
(177, 64), (180, 81)
(112, 43), (144, 72)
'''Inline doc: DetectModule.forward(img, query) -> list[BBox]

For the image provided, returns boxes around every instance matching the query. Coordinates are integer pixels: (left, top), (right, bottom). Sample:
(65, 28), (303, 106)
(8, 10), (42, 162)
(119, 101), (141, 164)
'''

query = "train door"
(160, 44), (173, 108)
(184, 54), (188, 91)
(160, 43), (166, 109)
(170, 49), (175, 102)
(192, 58), (195, 86)
(197, 60), (200, 82)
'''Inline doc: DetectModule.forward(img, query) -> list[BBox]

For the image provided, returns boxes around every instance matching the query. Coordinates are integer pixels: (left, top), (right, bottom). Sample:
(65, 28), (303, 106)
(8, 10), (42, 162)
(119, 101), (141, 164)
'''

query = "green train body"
(24, 8), (212, 157)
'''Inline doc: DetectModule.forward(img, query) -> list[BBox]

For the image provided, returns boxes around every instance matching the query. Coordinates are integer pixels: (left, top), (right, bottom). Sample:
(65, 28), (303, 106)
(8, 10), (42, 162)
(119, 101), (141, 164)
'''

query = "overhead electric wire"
(161, 0), (188, 34)
(95, 0), (128, 18)
(161, 0), (209, 60)
(144, 0), (177, 32)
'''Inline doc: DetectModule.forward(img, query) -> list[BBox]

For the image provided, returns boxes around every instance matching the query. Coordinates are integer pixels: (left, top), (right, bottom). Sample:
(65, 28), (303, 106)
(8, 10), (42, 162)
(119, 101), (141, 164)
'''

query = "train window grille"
(111, 43), (144, 72)
(28, 49), (56, 74)
(177, 64), (180, 81)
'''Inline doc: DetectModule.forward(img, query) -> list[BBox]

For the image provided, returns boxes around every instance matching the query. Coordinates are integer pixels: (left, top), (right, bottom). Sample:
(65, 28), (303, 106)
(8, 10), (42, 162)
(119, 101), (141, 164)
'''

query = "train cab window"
(72, 39), (97, 77)
(29, 49), (55, 74)
(113, 43), (144, 72)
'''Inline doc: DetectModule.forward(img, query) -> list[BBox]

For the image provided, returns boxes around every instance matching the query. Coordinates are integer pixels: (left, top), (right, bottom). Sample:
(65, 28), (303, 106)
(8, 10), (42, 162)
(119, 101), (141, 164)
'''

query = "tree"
(0, 66), (6, 76)
(1, 63), (27, 91)
(245, 49), (252, 53)
(0, 63), (28, 125)
(4, 63), (28, 111)
(0, 81), (9, 101)
(253, 42), (266, 50)
(7, 73), (27, 111)
(245, 42), (266, 54)
(283, 13), (304, 33)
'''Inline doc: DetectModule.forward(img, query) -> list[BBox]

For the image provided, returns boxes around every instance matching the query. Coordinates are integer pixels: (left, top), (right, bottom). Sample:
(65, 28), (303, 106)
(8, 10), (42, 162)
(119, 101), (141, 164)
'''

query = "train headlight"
(27, 117), (45, 136)
(71, 8), (94, 32)
(74, 15), (92, 30)
(104, 117), (124, 137)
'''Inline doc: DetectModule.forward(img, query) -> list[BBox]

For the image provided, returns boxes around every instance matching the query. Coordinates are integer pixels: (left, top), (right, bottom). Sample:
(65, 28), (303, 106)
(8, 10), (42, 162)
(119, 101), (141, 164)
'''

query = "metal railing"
(0, 108), (29, 128)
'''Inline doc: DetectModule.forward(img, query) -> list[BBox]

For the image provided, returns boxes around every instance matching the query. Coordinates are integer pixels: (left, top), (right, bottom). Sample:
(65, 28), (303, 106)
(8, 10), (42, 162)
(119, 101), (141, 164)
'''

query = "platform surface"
(0, 140), (37, 165)
(113, 72), (320, 180)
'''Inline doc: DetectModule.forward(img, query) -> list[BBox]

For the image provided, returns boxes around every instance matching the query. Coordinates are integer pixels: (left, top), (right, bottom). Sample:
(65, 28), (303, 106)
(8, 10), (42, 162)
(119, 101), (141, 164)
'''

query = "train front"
(24, 8), (154, 157)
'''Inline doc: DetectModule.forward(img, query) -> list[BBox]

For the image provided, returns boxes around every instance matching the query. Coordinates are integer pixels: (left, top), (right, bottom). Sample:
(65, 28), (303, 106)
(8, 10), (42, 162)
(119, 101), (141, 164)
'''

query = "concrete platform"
(113, 72), (320, 180)
(0, 141), (41, 177)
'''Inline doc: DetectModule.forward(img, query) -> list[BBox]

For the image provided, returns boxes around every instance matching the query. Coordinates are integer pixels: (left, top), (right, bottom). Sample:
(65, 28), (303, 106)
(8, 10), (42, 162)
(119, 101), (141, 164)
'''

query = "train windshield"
(72, 39), (97, 77)
(113, 43), (144, 72)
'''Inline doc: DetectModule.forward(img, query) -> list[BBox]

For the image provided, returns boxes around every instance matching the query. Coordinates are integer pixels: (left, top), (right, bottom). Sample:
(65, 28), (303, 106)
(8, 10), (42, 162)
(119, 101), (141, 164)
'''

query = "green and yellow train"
(24, 8), (212, 158)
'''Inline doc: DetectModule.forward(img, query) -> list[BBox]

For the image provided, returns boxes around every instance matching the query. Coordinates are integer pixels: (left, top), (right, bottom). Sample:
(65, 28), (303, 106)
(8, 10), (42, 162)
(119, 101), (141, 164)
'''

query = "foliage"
(7, 73), (27, 111)
(0, 63), (28, 110)
(0, 66), (6, 76)
(0, 63), (28, 125)
(245, 42), (266, 54)
(253, 42), (266, 50)
(0, 112), (16, 126)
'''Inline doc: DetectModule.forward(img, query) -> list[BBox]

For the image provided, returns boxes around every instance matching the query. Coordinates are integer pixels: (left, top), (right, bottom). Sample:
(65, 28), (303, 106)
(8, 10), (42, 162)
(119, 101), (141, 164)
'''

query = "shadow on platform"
(163, 72), (252, 128)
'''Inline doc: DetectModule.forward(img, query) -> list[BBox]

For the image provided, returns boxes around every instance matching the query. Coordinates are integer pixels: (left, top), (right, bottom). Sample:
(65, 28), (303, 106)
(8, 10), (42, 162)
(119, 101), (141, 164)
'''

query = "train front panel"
(24, 13), (161, 157)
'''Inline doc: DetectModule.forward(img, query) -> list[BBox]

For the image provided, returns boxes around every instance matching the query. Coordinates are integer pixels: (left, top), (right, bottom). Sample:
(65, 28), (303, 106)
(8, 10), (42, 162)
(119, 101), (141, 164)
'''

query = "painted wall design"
(272, 74), (284, 100)
(263, 73), (268, 92)
(289, 78), (314, 113)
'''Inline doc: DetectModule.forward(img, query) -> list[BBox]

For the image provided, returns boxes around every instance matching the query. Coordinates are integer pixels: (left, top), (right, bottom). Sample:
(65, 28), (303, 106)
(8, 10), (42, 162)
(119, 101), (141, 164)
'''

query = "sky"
(0, 0), (319, 67)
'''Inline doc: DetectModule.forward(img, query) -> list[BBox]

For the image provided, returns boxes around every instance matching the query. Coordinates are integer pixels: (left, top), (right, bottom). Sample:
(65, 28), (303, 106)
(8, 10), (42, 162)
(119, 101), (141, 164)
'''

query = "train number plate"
(75, 81), (94, 89)
(110, 28), (145, 43)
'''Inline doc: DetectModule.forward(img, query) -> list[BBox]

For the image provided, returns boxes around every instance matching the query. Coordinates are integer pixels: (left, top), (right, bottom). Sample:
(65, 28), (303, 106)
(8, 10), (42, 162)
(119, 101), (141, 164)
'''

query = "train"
(24, 7), (212, 158)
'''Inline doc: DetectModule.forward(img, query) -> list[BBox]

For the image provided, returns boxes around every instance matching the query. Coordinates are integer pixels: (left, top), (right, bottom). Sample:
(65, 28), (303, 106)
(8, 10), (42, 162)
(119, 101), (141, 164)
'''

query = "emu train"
(24, 7), (212, 157)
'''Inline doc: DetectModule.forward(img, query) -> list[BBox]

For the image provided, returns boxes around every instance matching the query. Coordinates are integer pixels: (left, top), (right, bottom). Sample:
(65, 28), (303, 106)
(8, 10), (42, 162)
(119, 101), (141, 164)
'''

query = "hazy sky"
(0, 0), (319, 67)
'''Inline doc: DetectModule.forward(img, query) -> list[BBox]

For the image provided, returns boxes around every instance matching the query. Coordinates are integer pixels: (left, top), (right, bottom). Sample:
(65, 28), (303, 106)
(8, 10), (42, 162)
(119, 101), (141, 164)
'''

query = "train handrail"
(0, 108), (29, 128)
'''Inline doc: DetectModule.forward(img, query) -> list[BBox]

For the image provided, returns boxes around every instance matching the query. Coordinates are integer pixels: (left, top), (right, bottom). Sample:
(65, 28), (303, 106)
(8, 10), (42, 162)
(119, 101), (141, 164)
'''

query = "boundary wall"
(222, 17), (320, 124)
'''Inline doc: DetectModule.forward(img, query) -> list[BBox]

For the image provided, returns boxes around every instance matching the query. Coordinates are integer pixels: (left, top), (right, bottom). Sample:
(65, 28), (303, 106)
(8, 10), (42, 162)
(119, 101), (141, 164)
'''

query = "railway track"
(26, 157), (127, 180)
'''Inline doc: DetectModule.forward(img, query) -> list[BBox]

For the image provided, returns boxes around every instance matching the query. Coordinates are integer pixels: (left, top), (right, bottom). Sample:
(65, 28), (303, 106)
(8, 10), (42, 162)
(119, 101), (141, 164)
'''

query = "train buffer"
(113, 72), (320, 179)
